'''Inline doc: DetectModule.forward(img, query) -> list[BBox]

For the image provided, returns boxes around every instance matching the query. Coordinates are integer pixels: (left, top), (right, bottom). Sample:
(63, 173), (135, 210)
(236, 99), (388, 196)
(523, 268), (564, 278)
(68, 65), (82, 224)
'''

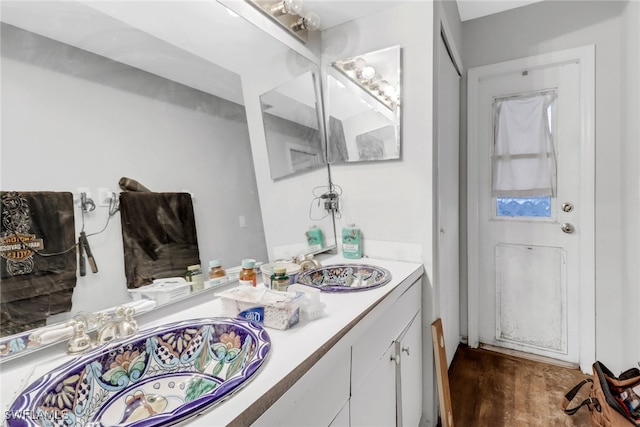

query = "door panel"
(496, 243), (566, 352)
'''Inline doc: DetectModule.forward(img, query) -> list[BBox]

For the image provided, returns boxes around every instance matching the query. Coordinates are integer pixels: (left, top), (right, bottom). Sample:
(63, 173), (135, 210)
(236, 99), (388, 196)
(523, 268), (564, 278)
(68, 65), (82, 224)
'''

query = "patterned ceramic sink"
(7, 318), (270, 427)
(297, 264), (392, 292)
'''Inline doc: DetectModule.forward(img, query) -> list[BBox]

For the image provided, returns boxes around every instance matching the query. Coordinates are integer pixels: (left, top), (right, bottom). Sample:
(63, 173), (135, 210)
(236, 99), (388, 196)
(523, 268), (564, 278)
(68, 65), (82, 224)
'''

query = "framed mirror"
(325, 46), (402, 163)
(260, 60), (325, 179)
(0, 0), (330, 359)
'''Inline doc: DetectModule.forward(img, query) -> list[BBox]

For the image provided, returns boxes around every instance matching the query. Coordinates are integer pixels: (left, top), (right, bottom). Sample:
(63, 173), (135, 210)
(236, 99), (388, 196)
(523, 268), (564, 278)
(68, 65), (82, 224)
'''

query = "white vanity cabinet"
(351, 280), (422, 427)
(256, 276), (422, 427)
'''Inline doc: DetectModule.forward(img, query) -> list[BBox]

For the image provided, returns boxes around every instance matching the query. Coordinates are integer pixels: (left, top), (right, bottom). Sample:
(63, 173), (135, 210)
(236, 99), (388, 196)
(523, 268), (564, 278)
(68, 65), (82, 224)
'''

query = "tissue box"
(217, 286), (303, 330)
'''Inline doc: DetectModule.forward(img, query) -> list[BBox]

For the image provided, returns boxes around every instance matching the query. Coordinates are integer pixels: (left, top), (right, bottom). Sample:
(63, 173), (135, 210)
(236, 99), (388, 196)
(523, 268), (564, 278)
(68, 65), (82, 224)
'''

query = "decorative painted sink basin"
(297, 264), (392, 292)
(7, 318), (270, 427)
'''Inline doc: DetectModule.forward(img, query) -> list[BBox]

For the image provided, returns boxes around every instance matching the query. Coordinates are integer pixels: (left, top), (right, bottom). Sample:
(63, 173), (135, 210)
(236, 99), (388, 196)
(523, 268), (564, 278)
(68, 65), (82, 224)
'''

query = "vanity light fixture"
(334, 57), (399, 111)
(247, 0), (320, 43)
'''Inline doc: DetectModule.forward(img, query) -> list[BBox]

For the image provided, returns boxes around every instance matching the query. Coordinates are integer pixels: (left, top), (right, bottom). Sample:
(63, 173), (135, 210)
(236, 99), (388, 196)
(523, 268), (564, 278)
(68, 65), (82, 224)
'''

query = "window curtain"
(492, 92), (557, 197)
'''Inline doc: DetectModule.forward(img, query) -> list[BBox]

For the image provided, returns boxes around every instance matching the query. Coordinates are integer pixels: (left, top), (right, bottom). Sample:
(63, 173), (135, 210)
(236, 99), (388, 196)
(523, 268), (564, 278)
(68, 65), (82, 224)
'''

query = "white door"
(436, 30), (461, 368)
(467, 47), (595, 370)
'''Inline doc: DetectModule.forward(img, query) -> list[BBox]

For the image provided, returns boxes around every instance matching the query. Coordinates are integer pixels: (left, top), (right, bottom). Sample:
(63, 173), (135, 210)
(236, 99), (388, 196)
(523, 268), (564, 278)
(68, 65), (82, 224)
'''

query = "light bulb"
(302, 12), (321, 31)
(270, 0), (303, 16)
(376, 80), (390, 95)
(383, 85), (396, 99)
(285, 0), (303, 15)
(359, 66), (376, 82)
(291, 12), (321, 32)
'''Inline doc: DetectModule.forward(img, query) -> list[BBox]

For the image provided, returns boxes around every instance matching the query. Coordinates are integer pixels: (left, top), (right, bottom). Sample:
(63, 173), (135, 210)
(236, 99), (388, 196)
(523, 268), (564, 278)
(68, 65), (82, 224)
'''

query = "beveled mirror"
(326, 46), (402, 163)
(260, 65), (325, 180)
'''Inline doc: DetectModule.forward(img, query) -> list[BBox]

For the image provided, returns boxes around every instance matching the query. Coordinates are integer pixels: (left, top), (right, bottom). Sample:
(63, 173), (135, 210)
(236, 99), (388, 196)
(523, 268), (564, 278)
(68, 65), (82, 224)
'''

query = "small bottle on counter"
(270, 267), (290, 292)
(306, 225), (325, 252)
(342, 223), (362, 259)
(239, 259), (257, 287)
(186, 264), (204, 291)
(208, 259), (227, 286)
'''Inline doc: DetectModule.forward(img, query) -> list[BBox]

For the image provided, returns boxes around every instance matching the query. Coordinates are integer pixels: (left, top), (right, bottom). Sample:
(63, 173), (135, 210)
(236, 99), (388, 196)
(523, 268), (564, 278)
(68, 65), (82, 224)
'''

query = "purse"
(562, 361), (640, 427)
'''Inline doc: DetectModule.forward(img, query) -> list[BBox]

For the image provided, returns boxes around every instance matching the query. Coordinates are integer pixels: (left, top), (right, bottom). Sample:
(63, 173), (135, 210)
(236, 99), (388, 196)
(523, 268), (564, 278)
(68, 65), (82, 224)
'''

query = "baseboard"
(479, 343), (580, 370)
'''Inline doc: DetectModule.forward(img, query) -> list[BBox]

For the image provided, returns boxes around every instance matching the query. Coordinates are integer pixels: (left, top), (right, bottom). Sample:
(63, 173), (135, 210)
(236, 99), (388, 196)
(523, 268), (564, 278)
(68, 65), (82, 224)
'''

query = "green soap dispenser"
(342, 224), (362, 259)
(306, 225), (324, 252)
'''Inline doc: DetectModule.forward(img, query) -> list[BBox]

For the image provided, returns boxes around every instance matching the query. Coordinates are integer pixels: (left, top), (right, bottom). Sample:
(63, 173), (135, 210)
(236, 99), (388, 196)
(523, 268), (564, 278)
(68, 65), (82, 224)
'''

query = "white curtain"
(492, 92), (557, 197)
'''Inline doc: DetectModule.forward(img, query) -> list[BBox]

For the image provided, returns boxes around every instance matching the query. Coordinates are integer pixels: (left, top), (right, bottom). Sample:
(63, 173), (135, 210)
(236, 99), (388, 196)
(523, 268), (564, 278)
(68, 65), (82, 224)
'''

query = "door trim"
(466, 45), (595, 373)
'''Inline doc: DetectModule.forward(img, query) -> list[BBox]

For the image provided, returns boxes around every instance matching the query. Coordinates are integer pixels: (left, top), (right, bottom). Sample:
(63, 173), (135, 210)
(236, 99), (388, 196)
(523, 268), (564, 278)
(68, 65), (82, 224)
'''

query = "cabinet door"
(398, 311), (422, 426)
(350, 342), (397, 427)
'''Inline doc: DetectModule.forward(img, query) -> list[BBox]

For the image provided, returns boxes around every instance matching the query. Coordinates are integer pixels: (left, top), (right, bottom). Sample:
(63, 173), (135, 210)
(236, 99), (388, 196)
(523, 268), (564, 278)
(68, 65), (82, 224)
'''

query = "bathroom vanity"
(0, 257), (424, 426)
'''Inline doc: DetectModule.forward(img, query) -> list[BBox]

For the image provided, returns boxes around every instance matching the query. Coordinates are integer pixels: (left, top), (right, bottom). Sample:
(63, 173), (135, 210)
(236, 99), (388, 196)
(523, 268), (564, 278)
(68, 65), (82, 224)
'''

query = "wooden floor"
(448, 345), (592, 426)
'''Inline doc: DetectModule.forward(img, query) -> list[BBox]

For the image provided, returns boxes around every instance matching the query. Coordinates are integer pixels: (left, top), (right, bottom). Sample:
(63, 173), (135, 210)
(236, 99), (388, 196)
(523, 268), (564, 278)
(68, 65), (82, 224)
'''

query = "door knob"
(561, 202), (574, 213)
(561, 223), (575, 234)
(390, 354), (400, 365)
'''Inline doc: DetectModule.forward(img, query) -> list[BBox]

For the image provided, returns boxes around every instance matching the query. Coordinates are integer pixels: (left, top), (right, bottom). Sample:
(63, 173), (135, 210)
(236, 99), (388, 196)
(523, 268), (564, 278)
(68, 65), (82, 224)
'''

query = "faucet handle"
(116, 306), (138, 337)
(67, 321), (92, 355)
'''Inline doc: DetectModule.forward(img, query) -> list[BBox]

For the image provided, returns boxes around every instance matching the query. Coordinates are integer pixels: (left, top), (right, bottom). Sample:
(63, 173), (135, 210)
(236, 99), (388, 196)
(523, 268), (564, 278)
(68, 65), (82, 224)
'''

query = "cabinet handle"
(391, 354), (400, 365)
(402, 347), (410, 356)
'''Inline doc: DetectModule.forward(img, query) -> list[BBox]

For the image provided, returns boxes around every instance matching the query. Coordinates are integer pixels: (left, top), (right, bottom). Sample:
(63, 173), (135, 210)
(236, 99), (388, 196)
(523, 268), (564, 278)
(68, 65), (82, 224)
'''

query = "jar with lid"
(186, 264), (204, 292)
(208, 259), (227, 286)
(239, 259), (257, 287)
(270, 267), (290, 292)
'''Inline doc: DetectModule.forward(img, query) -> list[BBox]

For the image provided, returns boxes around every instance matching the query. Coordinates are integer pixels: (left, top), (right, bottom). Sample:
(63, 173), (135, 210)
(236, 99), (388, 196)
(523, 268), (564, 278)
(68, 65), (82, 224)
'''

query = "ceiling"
(304, 0), (544, 30)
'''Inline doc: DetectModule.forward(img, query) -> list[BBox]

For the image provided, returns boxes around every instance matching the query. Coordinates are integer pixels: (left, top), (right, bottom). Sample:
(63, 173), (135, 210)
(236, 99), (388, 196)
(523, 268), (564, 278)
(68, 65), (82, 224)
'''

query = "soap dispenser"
(342, 223), (362, 259)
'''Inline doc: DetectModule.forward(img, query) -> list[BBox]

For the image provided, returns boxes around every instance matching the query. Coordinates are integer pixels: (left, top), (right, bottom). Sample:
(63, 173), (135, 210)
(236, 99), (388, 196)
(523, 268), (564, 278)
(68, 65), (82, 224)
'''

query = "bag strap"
(562, 378), (601, 415)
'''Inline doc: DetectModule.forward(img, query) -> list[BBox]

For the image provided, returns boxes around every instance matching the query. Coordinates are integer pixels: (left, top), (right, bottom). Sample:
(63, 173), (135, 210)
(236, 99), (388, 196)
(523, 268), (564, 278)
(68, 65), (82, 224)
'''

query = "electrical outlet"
(97, 188), (113, 207)
(239, 215), (247, 228)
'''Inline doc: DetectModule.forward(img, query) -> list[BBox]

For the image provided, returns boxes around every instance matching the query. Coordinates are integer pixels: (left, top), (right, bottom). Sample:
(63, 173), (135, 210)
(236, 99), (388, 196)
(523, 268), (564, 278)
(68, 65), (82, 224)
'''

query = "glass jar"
(239, 258), (257, 287)
(208, 259), (226, 285)
(270, 266), (290, 292)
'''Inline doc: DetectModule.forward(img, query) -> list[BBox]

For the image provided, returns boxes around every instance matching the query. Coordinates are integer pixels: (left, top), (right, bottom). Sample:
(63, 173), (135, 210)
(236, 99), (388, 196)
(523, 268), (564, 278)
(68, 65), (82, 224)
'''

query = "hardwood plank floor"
(448, 345), (592, 426)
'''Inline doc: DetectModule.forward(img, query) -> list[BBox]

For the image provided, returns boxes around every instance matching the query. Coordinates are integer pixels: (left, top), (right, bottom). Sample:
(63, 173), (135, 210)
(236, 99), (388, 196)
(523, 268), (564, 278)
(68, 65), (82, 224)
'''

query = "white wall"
(461, 0), (640, 374)
(322, 2), (436, 425)
(0, 24), (268, 317)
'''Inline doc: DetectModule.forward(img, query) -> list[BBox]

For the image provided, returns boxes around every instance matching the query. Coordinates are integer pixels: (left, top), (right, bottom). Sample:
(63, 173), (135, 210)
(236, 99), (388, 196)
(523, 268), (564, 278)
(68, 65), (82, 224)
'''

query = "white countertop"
(0, 256), (423, 426)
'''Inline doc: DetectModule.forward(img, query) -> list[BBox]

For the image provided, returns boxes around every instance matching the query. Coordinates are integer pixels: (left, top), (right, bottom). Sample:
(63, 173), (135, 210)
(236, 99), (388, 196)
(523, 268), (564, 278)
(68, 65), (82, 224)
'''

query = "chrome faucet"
(95, 307), (138, 344)
(296, 254), (322, 271)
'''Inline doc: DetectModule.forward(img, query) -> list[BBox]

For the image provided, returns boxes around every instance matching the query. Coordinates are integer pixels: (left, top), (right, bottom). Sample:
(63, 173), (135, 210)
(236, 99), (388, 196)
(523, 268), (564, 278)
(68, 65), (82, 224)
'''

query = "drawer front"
(351, 280), (421, 389)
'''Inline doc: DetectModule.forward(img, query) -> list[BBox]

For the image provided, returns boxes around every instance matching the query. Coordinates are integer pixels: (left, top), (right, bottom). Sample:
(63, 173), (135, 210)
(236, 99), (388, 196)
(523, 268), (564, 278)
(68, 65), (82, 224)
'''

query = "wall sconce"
(334, 57), (399, 111)
(248, 0), (321, 43)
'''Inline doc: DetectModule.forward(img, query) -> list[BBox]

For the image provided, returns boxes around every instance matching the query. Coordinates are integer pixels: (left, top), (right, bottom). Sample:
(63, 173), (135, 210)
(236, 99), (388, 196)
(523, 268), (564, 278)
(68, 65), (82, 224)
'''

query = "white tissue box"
(128, 278), (191, 305)
(217, 286), (303, 330)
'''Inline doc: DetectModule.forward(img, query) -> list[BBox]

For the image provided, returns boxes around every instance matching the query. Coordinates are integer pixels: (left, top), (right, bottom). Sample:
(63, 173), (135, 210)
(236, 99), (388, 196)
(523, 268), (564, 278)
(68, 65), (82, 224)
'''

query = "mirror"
(325, 46), (402, 163)
(0, 0), (330, 356)
(260, 68), (325, 180)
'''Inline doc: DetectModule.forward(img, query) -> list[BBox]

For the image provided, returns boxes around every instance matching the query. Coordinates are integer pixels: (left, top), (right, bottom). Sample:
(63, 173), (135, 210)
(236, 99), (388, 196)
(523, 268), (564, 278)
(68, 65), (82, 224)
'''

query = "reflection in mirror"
(260, 66), (325, 180)
(0, 0), (330, 358)
(326, 46), (402, 163)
